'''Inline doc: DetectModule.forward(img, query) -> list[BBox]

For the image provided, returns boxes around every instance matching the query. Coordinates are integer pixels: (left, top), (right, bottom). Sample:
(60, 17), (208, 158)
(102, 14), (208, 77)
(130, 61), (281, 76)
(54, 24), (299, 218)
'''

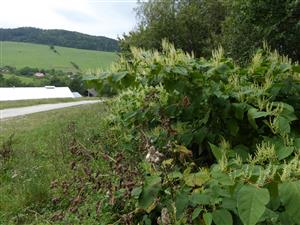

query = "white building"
(34, 72), (46, 78)
(0, 86), (75, 101)
(72, 92), (82, 98)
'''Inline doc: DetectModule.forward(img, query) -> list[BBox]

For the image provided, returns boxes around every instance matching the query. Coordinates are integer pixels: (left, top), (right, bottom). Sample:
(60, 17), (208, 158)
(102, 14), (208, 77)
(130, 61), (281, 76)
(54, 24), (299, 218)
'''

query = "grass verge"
(0, 97), (98, 110)
(0, 103), (117, 224)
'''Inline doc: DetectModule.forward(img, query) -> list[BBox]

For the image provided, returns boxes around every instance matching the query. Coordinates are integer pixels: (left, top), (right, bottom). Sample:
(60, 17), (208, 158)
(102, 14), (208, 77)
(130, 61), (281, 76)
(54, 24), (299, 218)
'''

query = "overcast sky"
(0, 0), (141, 39)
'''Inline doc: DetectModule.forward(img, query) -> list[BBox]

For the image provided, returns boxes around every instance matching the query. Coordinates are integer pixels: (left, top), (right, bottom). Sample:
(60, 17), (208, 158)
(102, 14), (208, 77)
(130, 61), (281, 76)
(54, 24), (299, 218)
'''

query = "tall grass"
(0, 103), (110, 224)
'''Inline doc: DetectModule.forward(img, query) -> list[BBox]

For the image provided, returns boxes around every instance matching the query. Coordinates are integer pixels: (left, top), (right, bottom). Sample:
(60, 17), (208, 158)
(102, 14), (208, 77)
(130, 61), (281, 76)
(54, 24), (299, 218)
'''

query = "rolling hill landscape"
(0, 28), (119, 95)
(0, 27), (119, 52)
(1, 41), (118, 71)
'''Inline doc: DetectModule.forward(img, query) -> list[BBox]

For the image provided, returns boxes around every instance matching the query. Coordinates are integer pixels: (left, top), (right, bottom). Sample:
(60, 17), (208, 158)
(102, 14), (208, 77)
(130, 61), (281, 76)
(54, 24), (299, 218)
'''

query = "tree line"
(0, 27), (119, 52)
(0, 66), (86, 94)
(120, 0), (300, 64)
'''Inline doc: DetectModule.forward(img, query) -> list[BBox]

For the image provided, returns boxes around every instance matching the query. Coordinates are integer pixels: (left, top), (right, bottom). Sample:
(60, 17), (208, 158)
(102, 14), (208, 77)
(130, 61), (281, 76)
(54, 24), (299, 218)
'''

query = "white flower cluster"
(145, 145), (164, 164)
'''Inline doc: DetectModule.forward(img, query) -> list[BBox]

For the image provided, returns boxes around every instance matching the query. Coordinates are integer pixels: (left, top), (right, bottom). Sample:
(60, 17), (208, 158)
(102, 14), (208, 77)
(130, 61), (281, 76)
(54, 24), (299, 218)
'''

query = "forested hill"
(0, 27), (119, 52)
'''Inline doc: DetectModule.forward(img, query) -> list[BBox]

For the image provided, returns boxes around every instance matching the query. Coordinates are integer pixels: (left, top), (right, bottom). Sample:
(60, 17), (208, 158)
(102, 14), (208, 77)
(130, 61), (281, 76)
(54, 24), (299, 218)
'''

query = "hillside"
(0, 27), (119, 52)
(0, 41), (118, 71)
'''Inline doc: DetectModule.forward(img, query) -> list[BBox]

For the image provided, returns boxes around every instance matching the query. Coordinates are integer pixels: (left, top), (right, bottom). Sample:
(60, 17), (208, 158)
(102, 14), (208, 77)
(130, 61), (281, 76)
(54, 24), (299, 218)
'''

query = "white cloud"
(0, 0), (138, 38)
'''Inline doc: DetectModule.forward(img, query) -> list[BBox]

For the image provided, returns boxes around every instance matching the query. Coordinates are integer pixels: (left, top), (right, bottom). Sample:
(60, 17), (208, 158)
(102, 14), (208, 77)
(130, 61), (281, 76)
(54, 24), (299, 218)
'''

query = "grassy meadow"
(1, 41), (118, 71)
(0, 103), (118, 224)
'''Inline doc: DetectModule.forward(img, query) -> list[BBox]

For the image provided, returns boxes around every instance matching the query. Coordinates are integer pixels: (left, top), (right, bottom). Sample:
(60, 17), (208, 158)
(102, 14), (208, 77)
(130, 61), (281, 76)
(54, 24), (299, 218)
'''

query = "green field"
(0, 41), (118, 71)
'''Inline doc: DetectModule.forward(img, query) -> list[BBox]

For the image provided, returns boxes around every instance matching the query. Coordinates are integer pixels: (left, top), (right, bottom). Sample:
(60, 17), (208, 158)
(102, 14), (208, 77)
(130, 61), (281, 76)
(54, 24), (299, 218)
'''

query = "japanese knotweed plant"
(86, 41), (300, 224)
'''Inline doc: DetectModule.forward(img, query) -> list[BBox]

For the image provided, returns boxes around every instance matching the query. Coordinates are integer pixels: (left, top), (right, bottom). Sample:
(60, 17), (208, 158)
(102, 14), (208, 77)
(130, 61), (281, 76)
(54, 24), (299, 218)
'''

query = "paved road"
(0, 100), (101, 120)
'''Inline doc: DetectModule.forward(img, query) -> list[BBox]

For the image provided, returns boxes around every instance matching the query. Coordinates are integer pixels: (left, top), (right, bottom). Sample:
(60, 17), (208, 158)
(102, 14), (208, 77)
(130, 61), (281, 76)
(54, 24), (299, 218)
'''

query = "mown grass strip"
(0, 97), (98, 110)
